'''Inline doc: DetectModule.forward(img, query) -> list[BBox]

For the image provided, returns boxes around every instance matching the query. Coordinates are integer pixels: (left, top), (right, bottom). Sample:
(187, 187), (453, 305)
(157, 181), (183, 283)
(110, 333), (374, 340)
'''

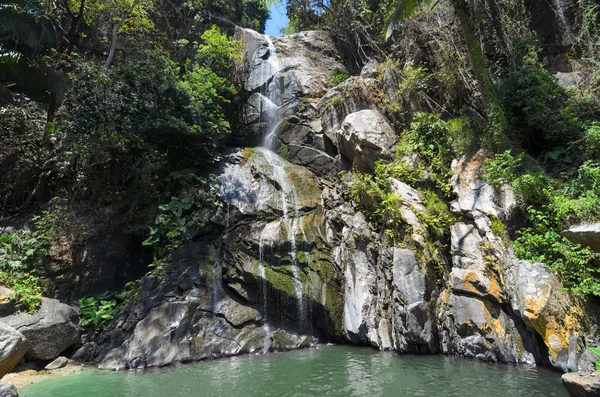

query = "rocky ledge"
(562, 373), (600, 397)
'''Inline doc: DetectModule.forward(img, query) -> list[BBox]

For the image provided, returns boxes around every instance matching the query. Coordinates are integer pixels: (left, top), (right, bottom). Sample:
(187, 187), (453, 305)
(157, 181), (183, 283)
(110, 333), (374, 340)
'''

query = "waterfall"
(256, 36), (306, 325)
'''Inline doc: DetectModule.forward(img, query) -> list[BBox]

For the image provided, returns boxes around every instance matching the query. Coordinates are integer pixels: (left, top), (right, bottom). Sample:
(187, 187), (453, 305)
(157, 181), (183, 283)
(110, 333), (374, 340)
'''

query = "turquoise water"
(21, 346), (568, 397)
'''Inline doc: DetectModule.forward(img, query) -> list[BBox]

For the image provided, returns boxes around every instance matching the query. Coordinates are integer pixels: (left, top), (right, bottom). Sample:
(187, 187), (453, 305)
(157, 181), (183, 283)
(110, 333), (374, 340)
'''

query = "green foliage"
(329, 70), (350, 86)
(0, 212), (57, 312)
(512, 172), (555, 206)
(205, 0), (270, 32)
(398, 112), (455, 196)
(397, 63), (431, 99)
(143, 173), (221, 273)
(196, 26), (242, 76)
(447, 117), (474, 155)
(500, 64), (597, 154)
(489, 216), (505, 237)
(482, 150), (523, 188)
(584, 124), (600, 160)
(514, 208), (600, 297)
(418, 190), (454, 239)
(78, 291), (123, 333)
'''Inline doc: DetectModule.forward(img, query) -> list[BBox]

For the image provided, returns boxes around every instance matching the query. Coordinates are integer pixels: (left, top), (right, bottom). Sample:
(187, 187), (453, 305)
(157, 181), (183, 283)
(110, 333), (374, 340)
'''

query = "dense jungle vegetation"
(1, 0), (600, 323)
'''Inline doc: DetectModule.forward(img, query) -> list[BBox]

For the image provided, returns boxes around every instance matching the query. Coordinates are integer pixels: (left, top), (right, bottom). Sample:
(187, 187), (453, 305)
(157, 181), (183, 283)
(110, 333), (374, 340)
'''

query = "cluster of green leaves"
(0, 212), (58, 312)
(143, 172), (221, 273)
(78, 278), (142, 333)
(329, 70), (350, 86)
(59, 26), (239, 208)
(513, 208), (600, 296)
(78, 291), (123, 333)
(484, 150), (600, 297)
(500, 64), (598, 159)
(397, 112), (464, 196)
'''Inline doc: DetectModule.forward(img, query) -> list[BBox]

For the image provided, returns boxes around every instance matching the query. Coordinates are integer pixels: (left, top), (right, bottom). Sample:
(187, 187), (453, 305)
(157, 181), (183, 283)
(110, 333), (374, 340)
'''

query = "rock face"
(2, 298), (79, 360)
(0, 382), (18, 397)
(336, 109), (397, 172)
(562, 223), (600, 253)
(0, 322), (27, 378)
(562, 373), (600, 397)
(85, 26), (590, 375)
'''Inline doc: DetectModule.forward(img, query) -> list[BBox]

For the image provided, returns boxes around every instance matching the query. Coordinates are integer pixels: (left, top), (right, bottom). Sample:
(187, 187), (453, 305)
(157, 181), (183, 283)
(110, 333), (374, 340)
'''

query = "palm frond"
(383, 0), (428, 41)
(0, 2), (59, 51)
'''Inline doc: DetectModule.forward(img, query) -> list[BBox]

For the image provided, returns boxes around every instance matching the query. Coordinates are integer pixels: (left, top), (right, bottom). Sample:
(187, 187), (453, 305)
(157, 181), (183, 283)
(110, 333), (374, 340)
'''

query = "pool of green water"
(21, 346), (568, 397)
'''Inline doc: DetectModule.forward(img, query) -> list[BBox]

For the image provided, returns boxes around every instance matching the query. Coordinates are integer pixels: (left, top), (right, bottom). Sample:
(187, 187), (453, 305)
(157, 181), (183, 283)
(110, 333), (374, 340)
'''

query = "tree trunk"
(103, 24), (120, 73)
(103, 0), (141, 73)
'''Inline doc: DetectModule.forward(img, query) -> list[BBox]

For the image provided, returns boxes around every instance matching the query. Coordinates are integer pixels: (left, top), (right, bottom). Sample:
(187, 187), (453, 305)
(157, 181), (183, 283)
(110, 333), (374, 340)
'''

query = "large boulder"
(440, 293), (538, 363)
(336, 109), (397, 172)
(561, 223), (600, 253)
(0, 322), (27, 378)
(505, 260), (584, 371)
(2, 298), (79, 360)
(561, 373), (600, 397)
(0, 381), (17, 397)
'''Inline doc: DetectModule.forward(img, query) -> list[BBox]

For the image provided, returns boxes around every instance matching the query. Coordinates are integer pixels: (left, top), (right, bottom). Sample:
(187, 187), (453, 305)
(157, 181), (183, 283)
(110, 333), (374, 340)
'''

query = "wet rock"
(237, 28), (283, 91)
(45, 356), (68, 370)
(287, 145), (338, 177)
(562, 373), (600, 397)
(444, 294), (531, 363)
(0, 322), (27, 378)
(219, 148), (322, 215)
(405, 301), (435, 349)
(561, 223), (600, 253)
(0, 381), (18, 397)
(2, 298), (79, 360)
(336, 109), (397, 172)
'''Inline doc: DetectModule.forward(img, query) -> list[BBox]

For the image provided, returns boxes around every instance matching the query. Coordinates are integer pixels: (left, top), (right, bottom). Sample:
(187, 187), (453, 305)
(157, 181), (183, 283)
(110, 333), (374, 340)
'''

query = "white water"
(257, 36), (306, 324)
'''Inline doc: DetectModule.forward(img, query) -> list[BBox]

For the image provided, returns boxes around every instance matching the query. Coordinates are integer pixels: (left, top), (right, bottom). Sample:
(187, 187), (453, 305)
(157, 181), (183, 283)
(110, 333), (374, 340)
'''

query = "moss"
(272, 330), (296, 350)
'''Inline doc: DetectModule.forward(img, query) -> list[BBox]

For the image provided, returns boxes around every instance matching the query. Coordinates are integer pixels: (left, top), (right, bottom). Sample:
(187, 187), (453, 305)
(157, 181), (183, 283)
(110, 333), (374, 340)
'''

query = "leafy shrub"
(500, 64), (598, 156)
(482, 150), (523, 188)
(514, 208), (600, 297)
(584, 125), (600, 160)
(0, 214), (56, 312)
(418, 190), (455, 239)
(512, 172), (555, 205)
(78, 291), (123, 333)
(329, 70), (350, 86)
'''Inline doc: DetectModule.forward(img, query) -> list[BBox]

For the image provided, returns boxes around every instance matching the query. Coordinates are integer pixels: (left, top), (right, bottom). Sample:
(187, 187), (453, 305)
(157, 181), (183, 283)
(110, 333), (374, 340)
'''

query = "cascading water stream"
(257, 36), (306, 325)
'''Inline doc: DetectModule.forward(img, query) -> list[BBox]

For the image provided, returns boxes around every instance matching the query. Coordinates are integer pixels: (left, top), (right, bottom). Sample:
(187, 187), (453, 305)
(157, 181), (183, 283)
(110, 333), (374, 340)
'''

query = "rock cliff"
(80, 27), (589, 375)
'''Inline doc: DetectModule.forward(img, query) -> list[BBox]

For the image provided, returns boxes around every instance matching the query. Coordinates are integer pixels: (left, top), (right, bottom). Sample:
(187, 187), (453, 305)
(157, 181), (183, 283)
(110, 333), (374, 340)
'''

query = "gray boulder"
(562, 373), (600, 397)
(561, 223), (600, 253)
(336, 109), (397, 172)
(45, 356), (69, 370)
(2, 298), (79, 360)
(0, 382), (17, 397)
(0, 322), (27, 378)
